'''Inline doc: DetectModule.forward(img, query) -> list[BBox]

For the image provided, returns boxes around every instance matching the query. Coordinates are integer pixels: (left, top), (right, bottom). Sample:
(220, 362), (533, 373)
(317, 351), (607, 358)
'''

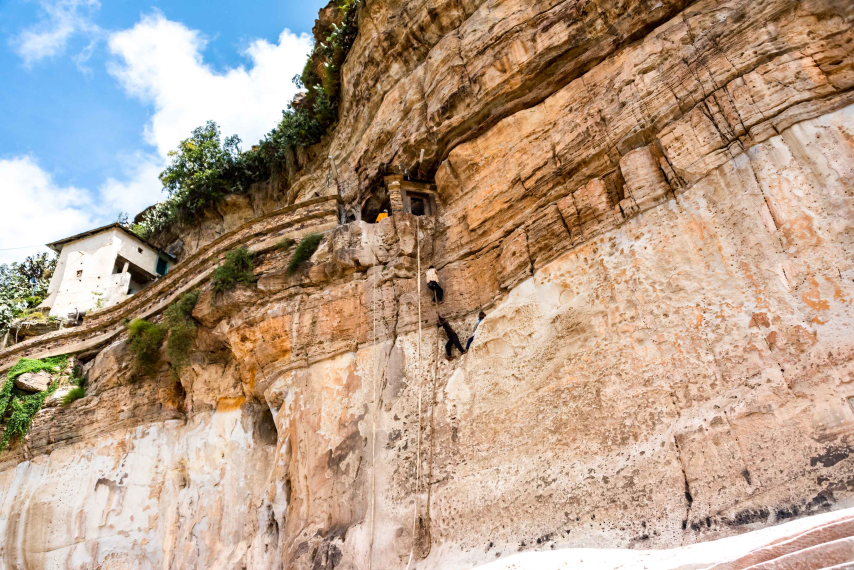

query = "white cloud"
(108, 13), (312, 157)
(14, 0), (101, 65)
(98, 152), (165, 217)
(0, 14), (313, 265)
(0, 156), (99, 264)
(0, 153), (167, 266)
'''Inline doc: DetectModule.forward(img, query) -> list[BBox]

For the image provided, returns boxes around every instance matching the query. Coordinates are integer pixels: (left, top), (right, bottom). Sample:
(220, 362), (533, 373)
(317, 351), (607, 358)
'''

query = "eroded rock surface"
(13, 371), (52, 393)
(0, 0), (852, 569)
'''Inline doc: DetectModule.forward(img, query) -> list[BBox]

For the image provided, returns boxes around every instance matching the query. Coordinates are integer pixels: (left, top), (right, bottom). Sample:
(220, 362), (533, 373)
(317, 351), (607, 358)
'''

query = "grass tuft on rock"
(287, 234), (323, 275)
(276, 237), (296, 251)
(62, 371), (87, 406)
(62, 385), (86, 406)
(212, 248), (256, 293)
(128, 318), (166, 376)
(164, 290), (200, 371)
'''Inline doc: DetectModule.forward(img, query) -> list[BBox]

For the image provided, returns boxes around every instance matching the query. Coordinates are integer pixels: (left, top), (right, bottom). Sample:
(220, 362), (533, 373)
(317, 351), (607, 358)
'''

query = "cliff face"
(1, 0), (853, 569)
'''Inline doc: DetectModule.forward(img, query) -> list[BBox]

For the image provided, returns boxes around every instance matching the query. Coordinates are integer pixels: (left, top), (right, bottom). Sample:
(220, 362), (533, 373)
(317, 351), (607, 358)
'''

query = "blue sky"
(0, 0), (327, 263)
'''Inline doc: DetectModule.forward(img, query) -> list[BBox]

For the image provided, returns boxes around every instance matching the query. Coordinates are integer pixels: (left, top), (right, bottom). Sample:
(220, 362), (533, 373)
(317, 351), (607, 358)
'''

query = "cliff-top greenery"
(134, 0), (362, 240)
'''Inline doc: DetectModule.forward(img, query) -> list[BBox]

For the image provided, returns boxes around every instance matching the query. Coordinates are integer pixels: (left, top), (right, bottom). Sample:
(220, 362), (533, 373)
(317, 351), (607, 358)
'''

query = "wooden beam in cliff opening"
(383, 175), (438, 217)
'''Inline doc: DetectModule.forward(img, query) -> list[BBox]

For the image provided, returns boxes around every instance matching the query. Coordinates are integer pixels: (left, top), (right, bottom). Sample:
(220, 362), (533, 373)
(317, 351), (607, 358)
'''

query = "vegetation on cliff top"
(134, 0), (362, 239)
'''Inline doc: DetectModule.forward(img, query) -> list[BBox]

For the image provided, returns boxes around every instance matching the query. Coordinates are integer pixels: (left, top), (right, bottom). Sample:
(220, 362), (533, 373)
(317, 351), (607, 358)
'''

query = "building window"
(137, 247), (143, 254)
(410, 194), (427, 216)
(405, 191), (434, 216)
(76, 270), (83, 279)
(156, 257), (168, 276)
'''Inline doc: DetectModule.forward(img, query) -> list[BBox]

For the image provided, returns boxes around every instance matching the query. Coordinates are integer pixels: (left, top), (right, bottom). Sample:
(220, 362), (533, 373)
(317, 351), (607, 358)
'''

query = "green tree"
(159, 121), (242, 217)
(0, 253), (57, 335)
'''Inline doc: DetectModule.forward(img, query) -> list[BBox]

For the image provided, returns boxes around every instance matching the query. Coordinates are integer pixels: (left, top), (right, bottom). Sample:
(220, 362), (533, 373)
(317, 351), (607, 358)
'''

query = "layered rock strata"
(0, 0), (853, 569)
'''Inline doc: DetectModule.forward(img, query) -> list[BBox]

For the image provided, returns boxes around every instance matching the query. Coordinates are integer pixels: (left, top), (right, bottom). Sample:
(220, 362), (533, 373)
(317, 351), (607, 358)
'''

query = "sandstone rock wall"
(0, 0), (852, 569)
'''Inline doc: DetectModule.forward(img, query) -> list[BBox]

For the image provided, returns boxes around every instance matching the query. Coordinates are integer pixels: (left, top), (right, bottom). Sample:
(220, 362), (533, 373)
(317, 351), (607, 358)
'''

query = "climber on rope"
(438, 316), (466, 359)
(425, 265), (444, 304)
(466, 311), (486, 350)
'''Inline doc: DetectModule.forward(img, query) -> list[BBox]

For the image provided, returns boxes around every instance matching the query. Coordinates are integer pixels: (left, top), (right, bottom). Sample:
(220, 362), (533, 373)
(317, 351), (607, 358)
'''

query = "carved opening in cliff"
(384, 174), (438, 218)
(404, 190), (435, 216)
(255, 405), (278, 446)
(361, 190), (391, 224)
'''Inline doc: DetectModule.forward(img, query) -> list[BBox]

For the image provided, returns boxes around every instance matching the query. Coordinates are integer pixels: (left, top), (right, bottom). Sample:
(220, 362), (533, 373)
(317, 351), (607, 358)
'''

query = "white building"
(40, 224), (174, 319)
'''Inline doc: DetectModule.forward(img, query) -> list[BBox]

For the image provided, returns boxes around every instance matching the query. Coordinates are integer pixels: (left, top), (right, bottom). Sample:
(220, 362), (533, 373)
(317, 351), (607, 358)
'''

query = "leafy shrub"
(287, 234), (324, 275)
(212, 248), (256, 293)
(164, 291), (200, 370)
(0, 385), (57, 451)
(132, 200), (178, 239)
(0, 355), (67, 451)
(160, 122), (241, 213)
(276, 237), (296, 250)
(128, 319), (166, 376)
(6, 355), (67, 384)
(0, 355), (66, 419)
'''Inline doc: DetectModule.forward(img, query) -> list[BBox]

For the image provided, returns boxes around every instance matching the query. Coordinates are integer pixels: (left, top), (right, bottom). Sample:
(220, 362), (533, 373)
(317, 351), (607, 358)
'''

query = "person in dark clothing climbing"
(466, 311), (486, 350)
(425, 265), (443, 303)
(438, 316), (466, 359)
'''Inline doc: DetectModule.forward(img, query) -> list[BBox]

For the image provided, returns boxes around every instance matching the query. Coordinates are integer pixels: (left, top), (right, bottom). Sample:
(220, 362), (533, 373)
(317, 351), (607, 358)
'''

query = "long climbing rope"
(404, 216), (427, 570)
(425, 306), (440, 530)
(368, 261), (380, 570)
(415, 216), (424, 499)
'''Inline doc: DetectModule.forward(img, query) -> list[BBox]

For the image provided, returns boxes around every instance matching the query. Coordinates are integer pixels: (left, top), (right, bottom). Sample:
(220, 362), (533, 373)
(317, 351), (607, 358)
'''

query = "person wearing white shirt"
(425, 265), (443, 303)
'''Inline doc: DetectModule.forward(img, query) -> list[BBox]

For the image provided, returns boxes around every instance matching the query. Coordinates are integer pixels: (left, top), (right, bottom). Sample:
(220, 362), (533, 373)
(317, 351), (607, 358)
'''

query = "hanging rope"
(404, 216), (426, 570)
(367, 263), (379, 570)
(415, 217), (424, 498)
(425, 302), (440, 529)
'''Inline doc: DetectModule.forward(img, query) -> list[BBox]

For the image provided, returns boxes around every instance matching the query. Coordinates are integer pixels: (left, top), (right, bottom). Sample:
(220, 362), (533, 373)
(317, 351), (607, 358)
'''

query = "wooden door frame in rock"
(395, 177), (439, 218)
